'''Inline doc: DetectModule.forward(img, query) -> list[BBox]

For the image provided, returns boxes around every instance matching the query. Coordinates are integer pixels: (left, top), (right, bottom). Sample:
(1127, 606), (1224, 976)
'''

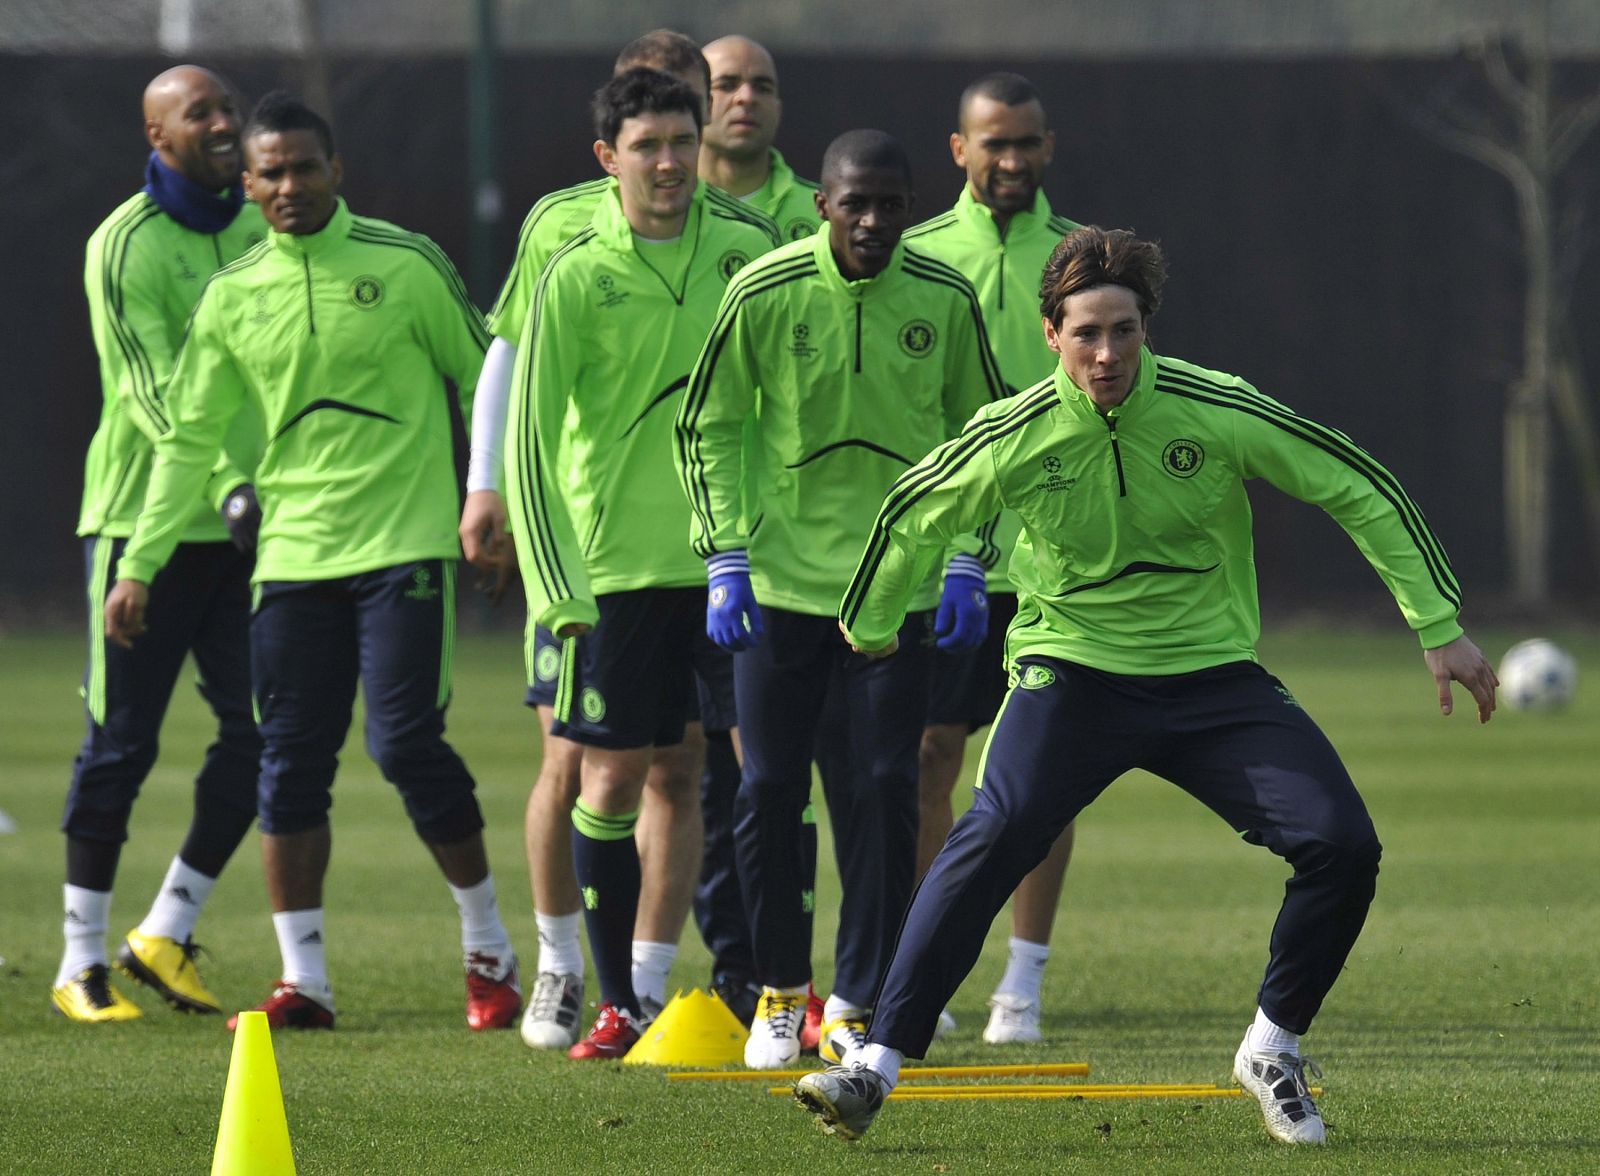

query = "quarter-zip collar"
(810, 221), (902, 299)
(269, 197), (353, 258)
(756, 148), (802, 209)
(1052, 345), (1156, 421)
(955, 184), (1055, 243)
(591, 180), (707, 255)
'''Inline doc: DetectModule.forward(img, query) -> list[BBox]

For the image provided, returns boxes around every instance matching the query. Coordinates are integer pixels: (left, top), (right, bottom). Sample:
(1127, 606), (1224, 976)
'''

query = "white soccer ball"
(1497, 638), (1578, 713)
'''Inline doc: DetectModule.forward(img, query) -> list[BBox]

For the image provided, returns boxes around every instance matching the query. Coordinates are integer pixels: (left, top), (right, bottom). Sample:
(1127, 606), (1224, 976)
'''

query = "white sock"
(535, 911), (584, 976)
(630, 940), (678, 1008)
(448, 875), (512, 957)
(137, 857), (216, 942)
(272, 908), (333, 1005)
(823, 993), (868, 1023)
(994, 936), (1050, 1002)
(57, 885), (111, 986)
(857, 1043), (902, 1089)
(765, 984), (808, 997)
(1249, 1006), (1300, 1056)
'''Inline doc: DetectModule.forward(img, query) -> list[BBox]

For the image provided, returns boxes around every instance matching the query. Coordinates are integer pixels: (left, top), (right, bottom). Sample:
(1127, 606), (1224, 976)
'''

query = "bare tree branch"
(1409, 101), (1534, 187)
(1549, 87), (1600, 170)
(1475, 36), (1532, 117)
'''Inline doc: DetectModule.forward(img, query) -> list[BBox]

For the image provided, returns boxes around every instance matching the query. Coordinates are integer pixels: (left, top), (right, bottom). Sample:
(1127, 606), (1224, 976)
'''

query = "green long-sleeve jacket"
(118, 200), (488, 585)
(505, 183), (779, 634)
(79, 191), (267, 540)
(841, 351), (1464, 672)
(902, 188), (1082, 593)
(676, 227), (1008, 617)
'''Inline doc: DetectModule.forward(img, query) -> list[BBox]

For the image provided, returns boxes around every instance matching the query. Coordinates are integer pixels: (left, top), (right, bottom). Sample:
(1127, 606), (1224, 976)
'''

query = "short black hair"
(614, 28), (710, 95)
(959, 72), (1043, 125)
(820, 129), (912, 189)
(592, 67), (703, 145)
(244, 90), (334, 158)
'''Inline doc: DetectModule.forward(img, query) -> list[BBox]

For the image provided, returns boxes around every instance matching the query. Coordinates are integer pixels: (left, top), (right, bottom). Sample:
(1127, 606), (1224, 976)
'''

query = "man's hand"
(459, 489), (514, 603)
(705, 552), (764, 651)
(1424, 633), (1498, 723)
(459, 489), (508, 567)
(105, 579), (150, 649)
(838, 619), (898, 660)
(933, 559), (989, 651)
(221, 483), (261, 555)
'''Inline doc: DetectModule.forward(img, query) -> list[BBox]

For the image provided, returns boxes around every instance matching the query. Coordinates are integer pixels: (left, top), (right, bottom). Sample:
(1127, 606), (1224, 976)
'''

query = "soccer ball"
(1497, 638), (1578, 713)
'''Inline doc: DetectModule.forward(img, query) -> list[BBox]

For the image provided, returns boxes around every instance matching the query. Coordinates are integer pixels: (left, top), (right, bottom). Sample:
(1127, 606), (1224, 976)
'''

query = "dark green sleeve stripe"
(490, 179), (613, 322)
(841, 389), (1056, 625)
(348, 223), (490, 348)
(1154, 368), (1461, 607)
(1046, 216), (1081, 235)
(903, 211), (959, 240)
(975, 514), (1001, 568)
(509, 230), (595, 603)
(676, 260), (818, 546)
(101, 200), (170, 434)
(704, 188), (780, 246)
(210, 238), (271, 280)
(903, 255), (1007, 401)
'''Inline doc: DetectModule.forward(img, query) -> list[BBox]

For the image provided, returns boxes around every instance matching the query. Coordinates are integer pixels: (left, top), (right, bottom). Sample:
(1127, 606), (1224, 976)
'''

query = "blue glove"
(933, 554), (989, 651)
(706, 551), (764, 651)
(221, 483), (261, 555)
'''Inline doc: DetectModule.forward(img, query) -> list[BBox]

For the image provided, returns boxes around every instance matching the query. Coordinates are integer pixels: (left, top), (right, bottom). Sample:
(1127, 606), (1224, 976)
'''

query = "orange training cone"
(624, 988), (749, 1067)
(211, 1009), (296, 1175)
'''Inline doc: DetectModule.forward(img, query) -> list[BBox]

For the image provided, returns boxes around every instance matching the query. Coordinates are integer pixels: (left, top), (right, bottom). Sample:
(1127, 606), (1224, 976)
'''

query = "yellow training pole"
(770, 1083), (1225, 1097)
(668, 1062), (1091, 1082)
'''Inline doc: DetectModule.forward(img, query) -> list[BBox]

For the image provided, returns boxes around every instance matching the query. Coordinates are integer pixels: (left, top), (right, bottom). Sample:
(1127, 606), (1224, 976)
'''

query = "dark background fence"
(5, 52), (1598, 625)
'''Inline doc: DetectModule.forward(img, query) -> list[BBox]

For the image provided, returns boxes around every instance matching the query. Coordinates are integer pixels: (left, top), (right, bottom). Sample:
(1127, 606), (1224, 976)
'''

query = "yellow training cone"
(211, 1010), (296, 1175)
(624, 989), (748, 1068)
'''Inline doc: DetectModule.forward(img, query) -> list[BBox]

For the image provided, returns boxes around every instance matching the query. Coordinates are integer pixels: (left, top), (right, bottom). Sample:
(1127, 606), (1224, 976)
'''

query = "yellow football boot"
(51, 964), (143, 1022)
(116, 929), (221, 1013)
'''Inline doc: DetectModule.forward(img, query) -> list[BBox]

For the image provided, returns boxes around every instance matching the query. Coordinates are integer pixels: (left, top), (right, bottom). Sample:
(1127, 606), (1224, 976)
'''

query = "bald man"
(54, 65), (267, 1022)
(699, 35), (820, 242)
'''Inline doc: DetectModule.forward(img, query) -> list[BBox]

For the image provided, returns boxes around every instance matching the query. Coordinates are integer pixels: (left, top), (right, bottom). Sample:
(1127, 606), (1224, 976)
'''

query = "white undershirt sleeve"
(467, 335), (516, 493)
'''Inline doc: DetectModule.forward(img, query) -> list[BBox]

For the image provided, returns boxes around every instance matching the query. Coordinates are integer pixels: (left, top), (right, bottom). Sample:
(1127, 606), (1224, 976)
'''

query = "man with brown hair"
(797, 225), (1498, 1145)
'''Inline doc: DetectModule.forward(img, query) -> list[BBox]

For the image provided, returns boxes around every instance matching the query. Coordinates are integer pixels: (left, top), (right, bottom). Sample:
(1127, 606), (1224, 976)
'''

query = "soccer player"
(457, 30), (743, 1049)
(900, 72), (1084, 1044)
(692, 31), (824, 1029)
(796, 226), (1499, 1144)
(54, 65), (265, 1023)
(104, 93), (522, 1032)
(699, 35), (820, 243)
(504, 68), (779, 1059)
(676, 130), (1007, 1069)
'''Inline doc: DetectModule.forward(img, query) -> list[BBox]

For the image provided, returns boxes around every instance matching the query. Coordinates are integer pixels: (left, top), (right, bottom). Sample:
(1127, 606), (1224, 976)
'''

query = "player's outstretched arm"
(1423, 633), (1498, 723)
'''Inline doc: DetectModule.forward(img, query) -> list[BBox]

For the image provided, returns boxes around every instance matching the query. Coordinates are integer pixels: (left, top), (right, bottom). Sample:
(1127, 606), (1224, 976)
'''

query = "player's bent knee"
(407, 794), (486, 845)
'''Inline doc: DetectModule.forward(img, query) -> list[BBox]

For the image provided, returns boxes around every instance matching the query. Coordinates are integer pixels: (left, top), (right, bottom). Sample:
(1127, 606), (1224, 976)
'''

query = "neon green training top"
(841, 351), (1465, 672)
(903, 187), (1081, 592)
(118, 199), (489, 585)
(79, 192), (267, 540)
(506, 183), (780, 634)
(488, 176), (781, 344)
(746, 148), (821, 244)
(676, 227), (1009, 617)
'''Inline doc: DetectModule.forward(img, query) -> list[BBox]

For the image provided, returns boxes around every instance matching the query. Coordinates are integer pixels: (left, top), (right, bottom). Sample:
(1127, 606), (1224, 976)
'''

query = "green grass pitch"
(0, 625), (1596, 1173)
